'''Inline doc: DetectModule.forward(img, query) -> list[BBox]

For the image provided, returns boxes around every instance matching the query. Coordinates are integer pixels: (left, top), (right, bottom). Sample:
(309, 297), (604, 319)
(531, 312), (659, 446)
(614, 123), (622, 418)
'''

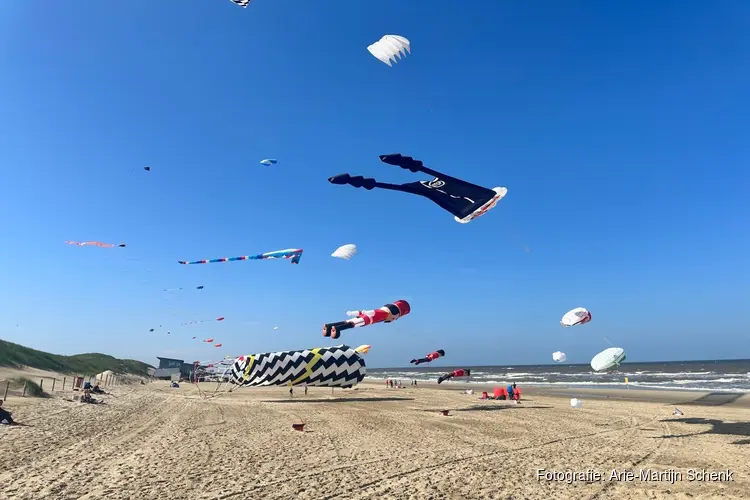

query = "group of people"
(385, 379), (418, 388)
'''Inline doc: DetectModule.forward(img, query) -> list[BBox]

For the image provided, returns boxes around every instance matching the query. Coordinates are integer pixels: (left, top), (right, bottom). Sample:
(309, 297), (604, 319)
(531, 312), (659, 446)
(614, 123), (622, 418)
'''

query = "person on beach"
(0, 400), (15, 425)
(304, 385), (308, 396)
(289, 385), (294, 398)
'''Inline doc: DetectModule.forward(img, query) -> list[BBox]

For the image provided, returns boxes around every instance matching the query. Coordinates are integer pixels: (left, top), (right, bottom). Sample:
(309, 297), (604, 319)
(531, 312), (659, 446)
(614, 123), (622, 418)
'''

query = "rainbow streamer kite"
(178, 248), (303, 265)
(66, 241), (126, 248)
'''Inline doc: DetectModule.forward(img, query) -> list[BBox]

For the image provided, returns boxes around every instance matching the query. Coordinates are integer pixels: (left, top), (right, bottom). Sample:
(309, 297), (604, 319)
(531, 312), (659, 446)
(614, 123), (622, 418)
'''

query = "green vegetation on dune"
(0, 339), (153, 376)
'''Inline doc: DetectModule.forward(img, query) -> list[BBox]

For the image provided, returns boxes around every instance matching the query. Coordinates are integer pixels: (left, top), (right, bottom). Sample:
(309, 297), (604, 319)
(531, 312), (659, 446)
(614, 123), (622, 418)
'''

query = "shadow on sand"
(420, 405), (553, 413)
(675, 392), (744, 407)
(659, 417), (750, 445)
(261, 397), (414, 404)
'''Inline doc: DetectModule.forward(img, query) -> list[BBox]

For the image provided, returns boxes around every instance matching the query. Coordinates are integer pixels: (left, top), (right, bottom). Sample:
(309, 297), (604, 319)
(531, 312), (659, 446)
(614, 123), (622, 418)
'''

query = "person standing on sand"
(304, 385), (308, 396)
(289, 386), (294, 398)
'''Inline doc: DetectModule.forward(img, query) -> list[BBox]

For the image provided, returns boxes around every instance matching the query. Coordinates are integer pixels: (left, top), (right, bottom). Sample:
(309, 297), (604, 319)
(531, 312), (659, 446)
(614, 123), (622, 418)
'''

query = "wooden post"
(52, 379), (56, 392)
(22, 380), (27, 397)
(3, 381), (9, 400)
(62, 377), (66, 391)
(40, 379), (44, 392)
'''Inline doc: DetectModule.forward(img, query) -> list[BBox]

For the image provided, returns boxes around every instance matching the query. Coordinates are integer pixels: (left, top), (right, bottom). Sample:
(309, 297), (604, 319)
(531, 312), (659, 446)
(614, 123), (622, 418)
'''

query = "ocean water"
(367, 359), (750, 393)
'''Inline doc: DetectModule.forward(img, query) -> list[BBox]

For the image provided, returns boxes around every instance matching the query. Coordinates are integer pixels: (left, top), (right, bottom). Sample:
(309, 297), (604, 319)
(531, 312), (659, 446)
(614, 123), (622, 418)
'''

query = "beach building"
(153, 357), (196, 381)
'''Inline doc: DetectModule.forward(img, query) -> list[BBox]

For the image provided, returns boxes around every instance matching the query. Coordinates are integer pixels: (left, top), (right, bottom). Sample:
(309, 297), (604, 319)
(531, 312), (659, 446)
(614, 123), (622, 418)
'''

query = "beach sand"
(1, 377), (749, 499)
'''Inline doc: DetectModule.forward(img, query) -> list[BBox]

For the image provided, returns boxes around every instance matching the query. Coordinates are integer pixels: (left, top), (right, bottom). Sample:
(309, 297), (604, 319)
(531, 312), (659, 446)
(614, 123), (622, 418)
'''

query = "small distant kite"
(323, 300), (410, 339)
(273, 326), (279, 330)
(410, 349), (444, 365)
(182, 317), (225, 326)
(329, 154), (507, 224)
(591, 347), (626, 372)
(260, 159), (277, 166)
(66, 241), (126, 248)
(178, 248), (303, 265)
(144, 166), (151, 172)
(552, 351), (567, 362)
(196, 286), (204, 290)
(560, 307), (592, 327)
(229, 0), (251, 7)
(229, 344), (366, 388)
(354, 345), (371, 355)
(437, 368), (470, 384)
(332, 244), (357, 260)
(203, 338), (215, 343)
(149, 328), (155, 332)
(214, 344), (223, 348)
(367, 35), (411, 66)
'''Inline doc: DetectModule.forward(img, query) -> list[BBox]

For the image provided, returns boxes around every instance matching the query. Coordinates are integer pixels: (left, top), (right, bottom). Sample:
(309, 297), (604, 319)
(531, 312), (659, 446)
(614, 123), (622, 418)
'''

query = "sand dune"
(1, 381), (749, 499)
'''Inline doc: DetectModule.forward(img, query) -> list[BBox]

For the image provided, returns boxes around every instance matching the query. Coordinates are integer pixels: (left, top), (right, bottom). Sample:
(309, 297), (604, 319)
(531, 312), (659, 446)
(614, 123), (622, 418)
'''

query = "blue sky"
(1, 1), (748, 368)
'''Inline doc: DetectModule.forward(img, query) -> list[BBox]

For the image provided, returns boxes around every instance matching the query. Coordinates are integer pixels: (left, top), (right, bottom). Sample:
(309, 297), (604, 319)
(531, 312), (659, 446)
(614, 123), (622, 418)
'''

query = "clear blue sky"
(1, 1), (748, 368)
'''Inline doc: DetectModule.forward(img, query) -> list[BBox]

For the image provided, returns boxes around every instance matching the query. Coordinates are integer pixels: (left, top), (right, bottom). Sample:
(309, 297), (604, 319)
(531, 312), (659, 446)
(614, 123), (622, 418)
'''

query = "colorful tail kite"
(178, 248), (303, 265)
(437, 368), (471, 384)
(328, 154), (507, 224)
(65, 241), (126, 248)
(229, 344), (366, 388)
(410, 349), (445, 365)
(323, 300), (410, 339)
(182, 317), (225, 326)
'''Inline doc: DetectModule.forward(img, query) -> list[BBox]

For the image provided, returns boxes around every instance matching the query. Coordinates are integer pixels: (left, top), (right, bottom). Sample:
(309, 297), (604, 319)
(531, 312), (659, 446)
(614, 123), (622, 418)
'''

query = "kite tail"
(379, 153), (448, 180)
(328, 174), (407, 192)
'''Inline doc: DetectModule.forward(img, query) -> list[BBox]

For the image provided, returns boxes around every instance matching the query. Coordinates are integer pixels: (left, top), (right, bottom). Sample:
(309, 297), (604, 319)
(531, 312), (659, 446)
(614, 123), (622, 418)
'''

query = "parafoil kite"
(410, 349), (445, 365)
(178, 248), (303, 265)
(229, 0), (251, 7)
(437, 368), (471, 384)
(260, 159), (277, 166)
(354, 344), (371, 355)
(367, 35), (411, 66)
(149, 328), (155, 332)
(65, 241), (126, 248)
(552, 351), (567, 362)
(144, 166), (151, 172)
(560, 307), (591, 327)
(590, 347), (626, 372)
(196, 286), (204, 290)
(329, 154), (507, 224)
(331, 244), (357, 260)
(229, 344), (366, 388)
(203, 338), (215, 343)
(214, 344), (223, 348)
(323, 300), (410, 339)
(182, 317), (224, 326)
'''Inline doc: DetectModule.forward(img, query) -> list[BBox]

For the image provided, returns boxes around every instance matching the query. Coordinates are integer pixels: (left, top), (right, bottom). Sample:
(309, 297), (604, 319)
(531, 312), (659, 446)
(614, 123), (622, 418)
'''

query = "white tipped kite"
(229, 0), (251, 7)
(367, 35), (411, 66)
(560, 307), (592, 327)
(332, 244), (357, 260)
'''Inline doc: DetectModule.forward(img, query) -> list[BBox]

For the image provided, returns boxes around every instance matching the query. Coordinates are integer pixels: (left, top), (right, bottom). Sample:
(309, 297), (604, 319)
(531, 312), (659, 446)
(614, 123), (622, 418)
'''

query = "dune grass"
(0, 339), (153, 377)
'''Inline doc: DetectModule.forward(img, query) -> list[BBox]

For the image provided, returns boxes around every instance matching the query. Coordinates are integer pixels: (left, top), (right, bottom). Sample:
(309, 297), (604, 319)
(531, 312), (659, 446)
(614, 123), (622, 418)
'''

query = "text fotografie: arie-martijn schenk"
(537, 468), (734, 484)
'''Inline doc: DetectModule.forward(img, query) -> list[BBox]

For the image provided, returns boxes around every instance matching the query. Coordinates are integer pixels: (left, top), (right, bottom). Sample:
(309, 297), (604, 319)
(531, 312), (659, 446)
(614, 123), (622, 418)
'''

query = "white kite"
(590, 347), (626, 372)
(552, 351), (567, 362)
(367, 35), (411, 66)
(560, 307), (592, 327)
(260, 159), (277, 166)
(332, 244), (357, 260)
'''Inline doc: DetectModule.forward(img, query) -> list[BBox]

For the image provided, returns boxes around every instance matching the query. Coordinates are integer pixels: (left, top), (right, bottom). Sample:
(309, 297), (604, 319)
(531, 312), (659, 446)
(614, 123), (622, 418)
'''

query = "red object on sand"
(292, 423), (305, 431)
(440, 410), (450, 416)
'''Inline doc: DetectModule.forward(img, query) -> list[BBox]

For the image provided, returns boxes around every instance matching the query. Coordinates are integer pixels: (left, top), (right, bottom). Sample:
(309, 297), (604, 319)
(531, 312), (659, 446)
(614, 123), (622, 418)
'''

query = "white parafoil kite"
(260, 159), (277, 166)
(560, 307), (592, 327)
(332, 244), (358, 260)
(590, 347), (626, 372)
(552, 351), (567, 362)
(367, 35), (411, 67)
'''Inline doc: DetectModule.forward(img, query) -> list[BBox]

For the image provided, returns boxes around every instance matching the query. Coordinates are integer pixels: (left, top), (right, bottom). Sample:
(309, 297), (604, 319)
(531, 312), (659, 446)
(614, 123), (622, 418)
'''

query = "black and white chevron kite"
(230, 344), (366, 388)
(229, 0), (251, 7)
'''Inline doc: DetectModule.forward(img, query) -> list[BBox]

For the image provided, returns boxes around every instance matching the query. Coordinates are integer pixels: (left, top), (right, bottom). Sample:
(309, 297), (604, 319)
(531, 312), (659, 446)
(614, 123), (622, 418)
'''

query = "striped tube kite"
(229, 344), (366, 388)
(328, 154), (507, 224)
(66, 241), (126, 248)
(323, 300), (410, 339)
(178, 248), (303, 265)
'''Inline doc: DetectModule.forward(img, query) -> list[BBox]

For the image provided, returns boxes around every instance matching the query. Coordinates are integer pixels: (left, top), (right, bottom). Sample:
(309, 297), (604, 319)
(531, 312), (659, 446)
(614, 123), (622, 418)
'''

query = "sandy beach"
(1, 376), (749, 499)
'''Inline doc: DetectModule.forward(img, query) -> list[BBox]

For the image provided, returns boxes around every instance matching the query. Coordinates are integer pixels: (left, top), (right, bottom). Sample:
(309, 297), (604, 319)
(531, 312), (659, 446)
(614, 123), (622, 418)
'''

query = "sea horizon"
(366, 358), (750, 393)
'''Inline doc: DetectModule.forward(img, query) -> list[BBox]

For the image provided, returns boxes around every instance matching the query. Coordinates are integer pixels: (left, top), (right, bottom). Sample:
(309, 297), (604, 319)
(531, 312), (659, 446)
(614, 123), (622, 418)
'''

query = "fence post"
(40, 379), (44, 392)
(22, 381), (27, 397)
(52, 379), (56, 392)
(62, 377), (66, 391)
(3, 381), (9, 400)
